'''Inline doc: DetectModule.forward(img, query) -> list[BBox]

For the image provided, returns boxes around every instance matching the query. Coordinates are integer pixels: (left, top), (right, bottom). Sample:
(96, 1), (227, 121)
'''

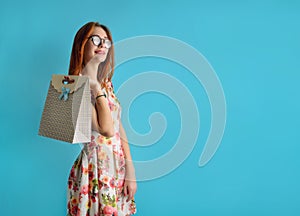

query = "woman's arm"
(120, 121), (137, 201)
(82, 56), (114, 138)
(91, 93), (114, 137)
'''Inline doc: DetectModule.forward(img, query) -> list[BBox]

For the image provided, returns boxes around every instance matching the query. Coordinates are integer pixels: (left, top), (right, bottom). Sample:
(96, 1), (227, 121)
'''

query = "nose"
(98, 39), (105, 48)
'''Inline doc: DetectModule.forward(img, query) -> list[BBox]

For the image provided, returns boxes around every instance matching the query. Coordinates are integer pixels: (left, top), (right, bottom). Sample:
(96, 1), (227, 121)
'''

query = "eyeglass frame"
(88, 35), (112, 49)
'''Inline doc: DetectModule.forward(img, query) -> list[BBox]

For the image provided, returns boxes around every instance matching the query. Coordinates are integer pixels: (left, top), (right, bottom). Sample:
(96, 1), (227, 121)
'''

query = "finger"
(127, 191), (132, 202)
(129, 182), (137, 196)
(132, 186), (137, 196)
(126, 190), (132, 202)
(123, 183), (128, 196)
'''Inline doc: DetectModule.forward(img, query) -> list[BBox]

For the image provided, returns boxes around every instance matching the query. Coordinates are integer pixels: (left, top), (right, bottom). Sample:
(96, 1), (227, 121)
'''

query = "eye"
(104, 40), (112, 48)
(91, 36), (101, 46)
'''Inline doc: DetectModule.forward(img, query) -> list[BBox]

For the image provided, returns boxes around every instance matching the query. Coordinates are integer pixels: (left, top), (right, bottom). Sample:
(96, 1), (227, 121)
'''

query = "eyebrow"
(89, 34), (108, 39)
(98, 35), (108, 39)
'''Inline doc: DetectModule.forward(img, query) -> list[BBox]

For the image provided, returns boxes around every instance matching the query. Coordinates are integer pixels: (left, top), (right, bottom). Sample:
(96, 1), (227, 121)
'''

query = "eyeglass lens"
(90, 35), (111, 48)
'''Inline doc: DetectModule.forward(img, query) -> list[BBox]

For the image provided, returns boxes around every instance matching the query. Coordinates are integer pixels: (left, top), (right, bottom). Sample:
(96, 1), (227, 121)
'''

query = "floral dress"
(67, 81), (137, 216)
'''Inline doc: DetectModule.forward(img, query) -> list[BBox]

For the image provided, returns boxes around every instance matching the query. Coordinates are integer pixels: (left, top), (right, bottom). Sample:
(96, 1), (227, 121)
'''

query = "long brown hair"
(68, 22), (115, 84)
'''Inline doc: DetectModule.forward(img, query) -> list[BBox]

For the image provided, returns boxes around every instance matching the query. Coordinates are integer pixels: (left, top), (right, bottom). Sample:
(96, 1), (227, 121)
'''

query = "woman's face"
(83, 26), (110, 65)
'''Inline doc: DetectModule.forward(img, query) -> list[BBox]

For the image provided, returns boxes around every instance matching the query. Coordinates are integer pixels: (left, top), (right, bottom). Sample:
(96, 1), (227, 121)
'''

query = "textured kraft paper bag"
(39, 74), (91, 143)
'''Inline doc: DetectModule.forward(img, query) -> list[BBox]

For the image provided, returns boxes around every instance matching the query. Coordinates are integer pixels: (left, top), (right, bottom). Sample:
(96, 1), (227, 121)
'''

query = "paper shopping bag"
(39, 74), (91, 143)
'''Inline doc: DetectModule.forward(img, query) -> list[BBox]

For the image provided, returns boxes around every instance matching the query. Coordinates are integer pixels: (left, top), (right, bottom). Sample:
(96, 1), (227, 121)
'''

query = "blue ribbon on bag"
(59, 87), (71, 101)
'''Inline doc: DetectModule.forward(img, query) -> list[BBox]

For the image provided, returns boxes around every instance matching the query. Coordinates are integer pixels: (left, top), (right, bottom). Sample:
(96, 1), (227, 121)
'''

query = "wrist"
(125, 160), (135, 169)
(125, 163), (136, 172)
(95, 91), (106, 100)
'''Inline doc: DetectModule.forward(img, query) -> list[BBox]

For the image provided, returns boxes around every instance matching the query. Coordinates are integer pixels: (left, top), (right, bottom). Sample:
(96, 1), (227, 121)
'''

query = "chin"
(100, 58), (107, 63)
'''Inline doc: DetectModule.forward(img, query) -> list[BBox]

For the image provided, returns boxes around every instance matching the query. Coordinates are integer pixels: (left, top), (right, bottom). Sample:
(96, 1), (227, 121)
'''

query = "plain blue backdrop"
(1, 0), (299, 215)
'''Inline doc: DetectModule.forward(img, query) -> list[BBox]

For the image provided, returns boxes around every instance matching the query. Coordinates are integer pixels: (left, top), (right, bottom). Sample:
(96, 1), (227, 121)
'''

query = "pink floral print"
(67, 82), (136, 216)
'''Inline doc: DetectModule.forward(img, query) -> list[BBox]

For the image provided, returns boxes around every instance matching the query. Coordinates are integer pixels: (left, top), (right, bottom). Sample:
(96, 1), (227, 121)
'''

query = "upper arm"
(91, 102), (114, 137)
(91, 104), (100, 132)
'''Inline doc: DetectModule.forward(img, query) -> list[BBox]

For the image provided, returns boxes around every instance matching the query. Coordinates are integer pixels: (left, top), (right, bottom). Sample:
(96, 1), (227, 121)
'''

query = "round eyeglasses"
(88, 35), (112, 49)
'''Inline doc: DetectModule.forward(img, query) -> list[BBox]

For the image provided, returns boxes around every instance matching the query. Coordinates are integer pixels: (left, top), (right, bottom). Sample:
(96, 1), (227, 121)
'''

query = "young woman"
(67, 22), (137, 216)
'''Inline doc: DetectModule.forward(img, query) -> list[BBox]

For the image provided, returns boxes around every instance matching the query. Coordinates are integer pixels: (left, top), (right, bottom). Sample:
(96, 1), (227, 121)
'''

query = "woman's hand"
(81, 55), (103, 96)
(81, 54), (103, 79)
(123, 162), (137, 202)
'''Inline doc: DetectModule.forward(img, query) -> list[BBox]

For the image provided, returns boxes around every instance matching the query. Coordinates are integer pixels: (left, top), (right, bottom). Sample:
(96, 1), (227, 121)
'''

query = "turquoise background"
(1, 0), (299, 215)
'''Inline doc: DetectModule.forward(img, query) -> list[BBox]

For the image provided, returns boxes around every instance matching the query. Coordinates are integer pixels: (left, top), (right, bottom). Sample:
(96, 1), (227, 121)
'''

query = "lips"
(95, 50), (105, 55)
